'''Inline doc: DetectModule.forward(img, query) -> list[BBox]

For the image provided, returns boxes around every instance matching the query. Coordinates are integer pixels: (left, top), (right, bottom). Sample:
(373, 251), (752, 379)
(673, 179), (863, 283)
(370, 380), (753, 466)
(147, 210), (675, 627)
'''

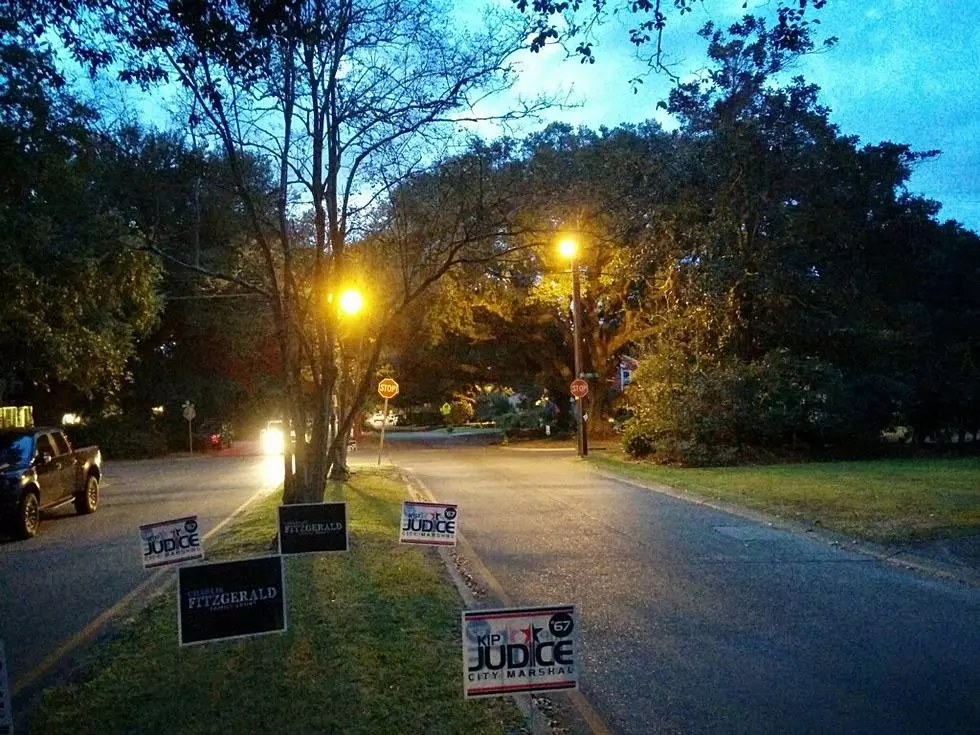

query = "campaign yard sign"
(462, 605), (578, 699)
(139, 515), (204, 569)
(399, 501), (458, 546)
(0, 640), (11, 735)
(278, 502), (348, 555)
(178, 556), (286, 646)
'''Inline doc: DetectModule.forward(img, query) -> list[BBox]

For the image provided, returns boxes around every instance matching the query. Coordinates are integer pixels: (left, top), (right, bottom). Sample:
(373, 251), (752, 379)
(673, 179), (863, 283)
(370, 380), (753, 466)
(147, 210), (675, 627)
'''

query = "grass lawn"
(589, 451), (980, 544)
(30, 470), (525, 735)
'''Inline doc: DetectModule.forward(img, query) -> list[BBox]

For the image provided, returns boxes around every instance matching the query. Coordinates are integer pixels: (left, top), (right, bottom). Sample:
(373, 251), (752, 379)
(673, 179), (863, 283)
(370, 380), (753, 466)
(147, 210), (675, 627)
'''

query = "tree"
(622, 16), (964, 461)
(512, 0), (832, 79)
(27, 0), (550, 499)
(91, 126), (283, 432)
(0, 26), (162, 416)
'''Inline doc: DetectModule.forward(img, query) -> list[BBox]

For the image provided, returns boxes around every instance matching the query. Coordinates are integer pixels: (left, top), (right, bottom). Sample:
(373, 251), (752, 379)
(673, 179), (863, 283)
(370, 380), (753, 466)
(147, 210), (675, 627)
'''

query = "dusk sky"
(105, 1), (978, 232)
(494, 0), (980, 232)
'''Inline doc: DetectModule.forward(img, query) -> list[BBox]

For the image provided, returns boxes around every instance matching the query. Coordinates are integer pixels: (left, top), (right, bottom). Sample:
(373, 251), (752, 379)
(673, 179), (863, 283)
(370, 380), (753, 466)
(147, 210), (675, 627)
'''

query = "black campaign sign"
(178, 556), (286, 646)
(278, 502), (348, 555)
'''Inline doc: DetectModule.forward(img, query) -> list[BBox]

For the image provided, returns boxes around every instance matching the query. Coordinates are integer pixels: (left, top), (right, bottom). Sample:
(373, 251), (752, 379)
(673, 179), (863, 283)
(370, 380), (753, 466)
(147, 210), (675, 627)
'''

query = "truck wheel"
(75, 474), (100, 514)
(14, 491), (40, 539)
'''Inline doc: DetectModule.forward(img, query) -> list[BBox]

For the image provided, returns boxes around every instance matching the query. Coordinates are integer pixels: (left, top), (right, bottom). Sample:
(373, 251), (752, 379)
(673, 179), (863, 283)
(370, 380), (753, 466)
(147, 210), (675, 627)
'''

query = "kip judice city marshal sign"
(462, 605), (578, 699)
(178, 556), (286, 646)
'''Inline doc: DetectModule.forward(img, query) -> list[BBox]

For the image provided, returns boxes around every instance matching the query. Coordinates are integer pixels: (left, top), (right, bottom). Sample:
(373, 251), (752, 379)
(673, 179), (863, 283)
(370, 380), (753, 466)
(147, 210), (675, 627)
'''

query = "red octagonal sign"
(378, 378), (400, 400)
(570, 378), (589, 399)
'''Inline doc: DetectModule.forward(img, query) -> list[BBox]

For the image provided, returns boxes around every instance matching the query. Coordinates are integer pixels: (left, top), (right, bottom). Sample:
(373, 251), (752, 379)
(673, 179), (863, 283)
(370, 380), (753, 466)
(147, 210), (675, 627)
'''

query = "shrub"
(620, 420), (655, 458)
(69, 416), (169, 459)
(447, 399), (474, 426)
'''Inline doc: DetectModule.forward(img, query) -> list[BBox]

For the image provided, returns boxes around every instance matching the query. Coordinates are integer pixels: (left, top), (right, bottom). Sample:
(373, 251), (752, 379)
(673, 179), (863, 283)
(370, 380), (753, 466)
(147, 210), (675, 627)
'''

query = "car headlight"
(262, 428), (285, 455)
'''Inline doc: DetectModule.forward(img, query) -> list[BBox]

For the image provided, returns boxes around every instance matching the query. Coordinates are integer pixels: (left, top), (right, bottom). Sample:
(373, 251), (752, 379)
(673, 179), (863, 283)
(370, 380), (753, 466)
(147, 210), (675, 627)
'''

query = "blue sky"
(98, 0), (977, 232)
(494, 0), (980, 232)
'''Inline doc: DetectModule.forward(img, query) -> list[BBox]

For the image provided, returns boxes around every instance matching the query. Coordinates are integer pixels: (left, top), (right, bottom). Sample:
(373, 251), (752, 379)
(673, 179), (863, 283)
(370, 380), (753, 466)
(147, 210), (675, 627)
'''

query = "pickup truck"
(0, 427), (102, 539)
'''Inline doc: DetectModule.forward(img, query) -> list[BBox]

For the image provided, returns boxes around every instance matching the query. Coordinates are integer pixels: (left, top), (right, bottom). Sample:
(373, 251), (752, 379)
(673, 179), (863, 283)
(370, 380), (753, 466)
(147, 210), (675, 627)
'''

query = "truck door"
(35, 433), (75, 506)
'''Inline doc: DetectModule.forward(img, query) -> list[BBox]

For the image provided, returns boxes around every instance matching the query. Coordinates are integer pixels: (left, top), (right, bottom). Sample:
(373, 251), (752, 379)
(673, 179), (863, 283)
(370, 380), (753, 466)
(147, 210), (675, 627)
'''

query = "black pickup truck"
(0, 427), (102, 539)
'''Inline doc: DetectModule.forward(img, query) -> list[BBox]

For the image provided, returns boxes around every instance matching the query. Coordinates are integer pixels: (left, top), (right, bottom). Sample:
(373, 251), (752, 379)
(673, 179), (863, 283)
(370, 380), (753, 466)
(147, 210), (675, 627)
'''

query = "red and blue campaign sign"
(178, 556), (286, 646)
(399, 501), (458, 546)
(462, 605), (578, 699)
(139, 515), (204, 569)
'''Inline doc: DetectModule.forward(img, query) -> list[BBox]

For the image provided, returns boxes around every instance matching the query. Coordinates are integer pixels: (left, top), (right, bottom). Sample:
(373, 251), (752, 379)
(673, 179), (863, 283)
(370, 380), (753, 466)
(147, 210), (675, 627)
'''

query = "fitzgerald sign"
(178, 556), (286, 646)
(400, 501), (458, 546)
(462, 605), (578, 699)
(139, 515), (204, 569)
(0, 640), (11, 735)
(278, 502), (348, 555)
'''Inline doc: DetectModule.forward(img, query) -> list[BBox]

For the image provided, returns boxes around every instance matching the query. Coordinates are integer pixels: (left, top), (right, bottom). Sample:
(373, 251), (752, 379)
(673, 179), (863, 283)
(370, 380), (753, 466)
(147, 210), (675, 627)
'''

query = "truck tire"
(13, 491), (40, 539)
(75, 474), (100, 515)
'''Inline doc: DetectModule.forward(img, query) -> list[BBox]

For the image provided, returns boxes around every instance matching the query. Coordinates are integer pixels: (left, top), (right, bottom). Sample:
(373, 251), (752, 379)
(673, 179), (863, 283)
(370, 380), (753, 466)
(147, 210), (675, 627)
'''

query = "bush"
(447, 399), (474, 426)
(69, 416), (169, 459)
(620, 420), (655, 458)
(474, 392), (515, 422)
(403, 407), (443, 427)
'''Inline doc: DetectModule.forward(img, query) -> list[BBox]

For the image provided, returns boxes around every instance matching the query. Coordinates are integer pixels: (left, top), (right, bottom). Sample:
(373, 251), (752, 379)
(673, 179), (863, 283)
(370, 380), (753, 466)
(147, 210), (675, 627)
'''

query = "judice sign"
(278, 502), (348, 555)
(462, 605), (578, 699)
(139, 515), (204, 569)
(399, 501), (458, 546)
(178, 556), (286, 646)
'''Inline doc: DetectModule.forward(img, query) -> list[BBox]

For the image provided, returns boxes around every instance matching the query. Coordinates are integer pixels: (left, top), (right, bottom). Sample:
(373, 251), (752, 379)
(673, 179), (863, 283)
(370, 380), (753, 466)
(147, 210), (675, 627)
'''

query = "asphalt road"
(389, 443), (980, 735)
(0, 449), (282, 702)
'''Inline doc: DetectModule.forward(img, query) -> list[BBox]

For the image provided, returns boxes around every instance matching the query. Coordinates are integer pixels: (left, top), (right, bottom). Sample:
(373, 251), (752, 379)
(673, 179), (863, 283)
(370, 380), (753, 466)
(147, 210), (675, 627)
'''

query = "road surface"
(390, 442), (980, 735)
(0, 450), (282, 705)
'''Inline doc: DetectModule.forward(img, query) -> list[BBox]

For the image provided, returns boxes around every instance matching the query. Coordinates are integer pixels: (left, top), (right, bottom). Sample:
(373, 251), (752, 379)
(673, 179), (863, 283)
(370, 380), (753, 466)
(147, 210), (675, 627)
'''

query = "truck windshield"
(0, 433), (33, 469)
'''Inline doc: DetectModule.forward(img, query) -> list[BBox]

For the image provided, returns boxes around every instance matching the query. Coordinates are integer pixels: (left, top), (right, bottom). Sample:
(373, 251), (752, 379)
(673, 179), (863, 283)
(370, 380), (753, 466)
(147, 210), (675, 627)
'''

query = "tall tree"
(27, 0), (549, 499)
(0, 25), (162, 416)
(623, 16), (959, 461)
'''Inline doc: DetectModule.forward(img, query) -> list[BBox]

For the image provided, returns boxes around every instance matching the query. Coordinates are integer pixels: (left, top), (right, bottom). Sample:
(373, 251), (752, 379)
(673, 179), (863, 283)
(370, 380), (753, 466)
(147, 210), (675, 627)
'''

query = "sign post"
(182, 400), (196, 455)
(376, 378), (399, 465)
(569, 379), (589, 456)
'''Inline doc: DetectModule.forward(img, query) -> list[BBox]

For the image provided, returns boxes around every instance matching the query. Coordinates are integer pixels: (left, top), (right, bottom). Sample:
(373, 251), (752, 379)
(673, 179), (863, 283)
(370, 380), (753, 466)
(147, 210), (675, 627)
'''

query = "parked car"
(0, 427), (102, 539)
(194, 421), (234, 451)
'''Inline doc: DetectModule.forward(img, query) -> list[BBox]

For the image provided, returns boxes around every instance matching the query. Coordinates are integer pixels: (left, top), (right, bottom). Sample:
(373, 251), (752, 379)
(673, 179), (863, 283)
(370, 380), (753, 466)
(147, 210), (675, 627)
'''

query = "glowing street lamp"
(559, 237), (588, 457)
(338, 287), (364, 316)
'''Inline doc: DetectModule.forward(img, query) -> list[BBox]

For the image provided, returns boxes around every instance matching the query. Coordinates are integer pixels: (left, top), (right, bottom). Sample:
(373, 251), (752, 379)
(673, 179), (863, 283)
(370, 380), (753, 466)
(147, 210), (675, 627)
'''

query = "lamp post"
(336, 287), (365, 463)
(559, 238), (588, 457)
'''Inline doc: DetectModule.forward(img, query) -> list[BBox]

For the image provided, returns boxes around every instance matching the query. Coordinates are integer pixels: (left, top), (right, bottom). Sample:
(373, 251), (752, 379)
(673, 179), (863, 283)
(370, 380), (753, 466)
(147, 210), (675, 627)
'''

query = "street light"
(338, 287), (364, 316)
(559, 237), (588, 457)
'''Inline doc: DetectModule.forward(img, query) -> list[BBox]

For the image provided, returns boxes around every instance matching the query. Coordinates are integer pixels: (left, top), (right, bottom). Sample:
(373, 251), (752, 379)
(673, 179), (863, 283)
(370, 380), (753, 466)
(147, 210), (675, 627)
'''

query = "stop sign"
(570, 378), (589, 399)
(378, 378), (400, 400)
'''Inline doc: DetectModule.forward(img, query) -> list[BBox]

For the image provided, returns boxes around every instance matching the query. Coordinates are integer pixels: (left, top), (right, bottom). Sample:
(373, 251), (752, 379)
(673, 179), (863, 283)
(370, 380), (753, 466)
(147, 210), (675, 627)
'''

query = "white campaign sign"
(139, 516), (205, 569)
(399, 501), (458, 546)
(0, 640), (12, 735)
(462, 605), (578, 699)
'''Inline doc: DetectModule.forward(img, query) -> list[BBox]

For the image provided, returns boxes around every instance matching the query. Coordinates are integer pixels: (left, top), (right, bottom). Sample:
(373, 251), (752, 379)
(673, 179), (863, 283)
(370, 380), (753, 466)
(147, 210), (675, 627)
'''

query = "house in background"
(615, 355), (639, 392)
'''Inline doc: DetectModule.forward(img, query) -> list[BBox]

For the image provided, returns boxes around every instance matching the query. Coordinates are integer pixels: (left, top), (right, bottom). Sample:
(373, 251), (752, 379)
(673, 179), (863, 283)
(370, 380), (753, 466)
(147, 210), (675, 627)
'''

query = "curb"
(591, 465), (980, 589)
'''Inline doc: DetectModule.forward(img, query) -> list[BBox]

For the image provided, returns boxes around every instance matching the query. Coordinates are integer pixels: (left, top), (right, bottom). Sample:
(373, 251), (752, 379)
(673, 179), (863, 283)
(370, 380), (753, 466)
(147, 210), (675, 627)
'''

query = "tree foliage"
(21, 0), (548, 498)
(620, 15), (980, 463)
(0, 26), (162, 413)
